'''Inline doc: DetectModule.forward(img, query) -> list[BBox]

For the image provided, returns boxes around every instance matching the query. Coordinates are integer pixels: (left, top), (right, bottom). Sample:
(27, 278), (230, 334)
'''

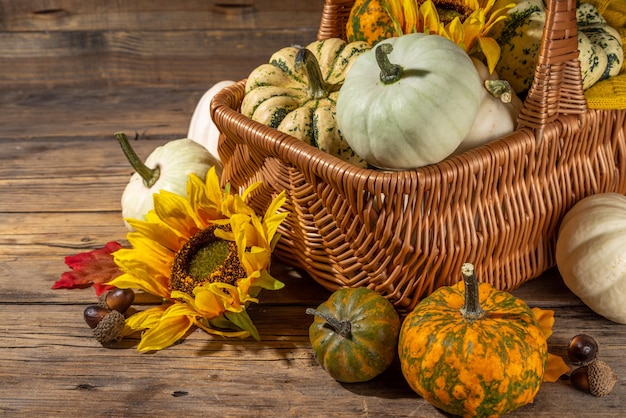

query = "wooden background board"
(1, 0), (625, 416)
(0, 0), (326, 87)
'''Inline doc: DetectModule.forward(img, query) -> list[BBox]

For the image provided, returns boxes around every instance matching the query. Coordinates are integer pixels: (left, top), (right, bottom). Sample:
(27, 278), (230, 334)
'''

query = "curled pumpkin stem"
(295, 48), (340, 100)
(484, 79), (513, 103)
(306, 307), (352, 338)
(376, 43), (403, 84)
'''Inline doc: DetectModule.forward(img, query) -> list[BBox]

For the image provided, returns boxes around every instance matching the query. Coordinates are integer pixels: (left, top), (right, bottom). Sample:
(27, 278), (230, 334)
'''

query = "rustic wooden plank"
(0, 0), (326, 32)
(0, 0), (327, 87)
(0, 29), (320, 86)
(0, 86), (206, 141)
(0, 301), (624, 417)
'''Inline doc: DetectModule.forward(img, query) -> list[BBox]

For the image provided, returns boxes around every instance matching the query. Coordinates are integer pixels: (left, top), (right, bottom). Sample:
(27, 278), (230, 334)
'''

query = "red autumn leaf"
(53, 241), (124, 296)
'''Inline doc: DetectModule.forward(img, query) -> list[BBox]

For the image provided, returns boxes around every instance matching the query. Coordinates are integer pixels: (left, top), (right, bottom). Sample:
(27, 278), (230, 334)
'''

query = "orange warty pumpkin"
(346, 0), (397, 45)
(398, 263), (549, 417)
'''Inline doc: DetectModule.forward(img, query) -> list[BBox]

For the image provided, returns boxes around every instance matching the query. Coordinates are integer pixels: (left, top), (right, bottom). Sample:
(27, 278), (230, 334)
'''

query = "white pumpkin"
(117, 134), (221, 230)
(454, 58), (524, 154)
(556, 192), (626, 324)
(336, 33), (482, 170)
(187, 80), (236, 161)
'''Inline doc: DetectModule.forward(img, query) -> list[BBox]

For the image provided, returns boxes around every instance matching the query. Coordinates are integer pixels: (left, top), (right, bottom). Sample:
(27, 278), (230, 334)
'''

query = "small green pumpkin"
(307, 287), (400, 383)
(398, 263), (548, 417)
(241, 38), (370, 167)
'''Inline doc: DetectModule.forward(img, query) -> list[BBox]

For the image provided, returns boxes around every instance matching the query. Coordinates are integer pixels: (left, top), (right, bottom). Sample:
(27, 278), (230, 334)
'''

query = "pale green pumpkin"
(336, 33), (482, 170)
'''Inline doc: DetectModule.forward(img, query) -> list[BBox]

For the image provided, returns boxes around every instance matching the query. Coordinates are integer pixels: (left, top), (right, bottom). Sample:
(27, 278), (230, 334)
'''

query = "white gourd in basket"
(187, 80), (236, 161)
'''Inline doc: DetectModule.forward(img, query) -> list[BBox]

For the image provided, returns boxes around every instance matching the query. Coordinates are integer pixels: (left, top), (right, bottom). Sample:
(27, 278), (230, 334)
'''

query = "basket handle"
(316, 0), (353, 41)
(516, 0), (587, 131)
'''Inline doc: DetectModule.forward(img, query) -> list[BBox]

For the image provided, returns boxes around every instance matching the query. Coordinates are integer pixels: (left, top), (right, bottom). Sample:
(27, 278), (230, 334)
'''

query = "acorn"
(98, 288), (135, 313)
(567, 334), (598, 365)
(84, 305), (110, 329)
(569, 366), (590, 392)
(570, 359), (618, 397)
(83, 305), (126, 344)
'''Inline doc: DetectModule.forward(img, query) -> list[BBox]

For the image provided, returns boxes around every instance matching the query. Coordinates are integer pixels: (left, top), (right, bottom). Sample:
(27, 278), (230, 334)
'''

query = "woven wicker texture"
(211, 0), (626, 314)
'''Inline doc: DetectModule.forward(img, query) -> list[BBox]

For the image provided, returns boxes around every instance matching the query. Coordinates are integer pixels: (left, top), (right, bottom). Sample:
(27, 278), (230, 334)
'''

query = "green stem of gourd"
(484, 79), (513, 103)
(376, 43), (403, 84)
(295, 48), (339, 100)
(115, 132), (160, 188)
(460, 263), (486, 321)
(305, 308), (351, 338)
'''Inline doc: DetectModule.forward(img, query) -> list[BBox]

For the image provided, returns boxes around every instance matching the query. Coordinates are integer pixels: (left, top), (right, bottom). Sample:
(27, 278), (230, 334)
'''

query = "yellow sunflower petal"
(477, 36), (501, 73)
(240, 181), (263, 203)
(108, 272), (170, 299)
(188, 287), (230, 318)
(187, 173), (217, 224)
(264, 191), (288, 240)
(447, 17), (467, 50)
(153, 190), (203, 237)
(203, 166), (224, 207)
(136, 303), (198, 352)
(241, 246), (272, 274)
(125, 304), (169, 331)
(382, 0), (406, 35)
(529, 307), (571, 381)
(126, 218), (186, 254)
(114, 242), (172, 293)
(419, 0), (441, 35)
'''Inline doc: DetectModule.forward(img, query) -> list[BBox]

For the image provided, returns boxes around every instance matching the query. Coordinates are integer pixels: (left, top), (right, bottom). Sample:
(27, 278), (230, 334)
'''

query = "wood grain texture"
(0, 1), (625, 416)
(0, 0), (326, 87)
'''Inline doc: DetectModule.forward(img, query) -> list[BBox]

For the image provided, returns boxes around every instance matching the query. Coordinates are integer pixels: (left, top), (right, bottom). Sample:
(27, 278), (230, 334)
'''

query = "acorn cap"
(588, 359), (618, 397)
(92, 309), (125, 345)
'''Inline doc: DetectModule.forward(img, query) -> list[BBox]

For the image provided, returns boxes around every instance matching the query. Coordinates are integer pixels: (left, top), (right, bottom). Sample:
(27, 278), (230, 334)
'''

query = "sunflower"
(109, 167), (288, 352)
(382, 0), (514, 72)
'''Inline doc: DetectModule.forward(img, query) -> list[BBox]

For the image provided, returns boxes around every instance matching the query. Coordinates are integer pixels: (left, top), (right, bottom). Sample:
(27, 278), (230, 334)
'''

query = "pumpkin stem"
(115, 132), (161, 188)
(460, 263), (486, 321)
(375, 43), (403, 84)
(295, 48), (339, 100)
(305, 308), (351, 338)
(484, 79), (513, 103)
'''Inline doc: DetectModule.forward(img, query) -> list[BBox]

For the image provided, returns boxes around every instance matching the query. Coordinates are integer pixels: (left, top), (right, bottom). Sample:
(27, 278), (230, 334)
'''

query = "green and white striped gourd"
(493, 0), (623, 94)
(241, 38), (370, 167)
(577, 2), (624, 82)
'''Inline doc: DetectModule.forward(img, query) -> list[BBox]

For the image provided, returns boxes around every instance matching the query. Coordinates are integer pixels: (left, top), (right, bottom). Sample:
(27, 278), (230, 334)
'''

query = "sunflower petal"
(108, 272), (170, 299)
(419, 0), (441, 35)
(125, 304), (169, 331)
(136, 304), (198, 352)
(447, 17), (467, 50)
(477, 36), (501, 73)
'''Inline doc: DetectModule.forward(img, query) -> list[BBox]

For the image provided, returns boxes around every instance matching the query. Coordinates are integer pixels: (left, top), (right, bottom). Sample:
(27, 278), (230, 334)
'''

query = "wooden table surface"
(1, 1), (624, 416)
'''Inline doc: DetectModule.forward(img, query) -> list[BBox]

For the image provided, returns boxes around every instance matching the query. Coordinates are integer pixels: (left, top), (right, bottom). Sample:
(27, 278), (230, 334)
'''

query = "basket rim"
(211, 80), (547, 185)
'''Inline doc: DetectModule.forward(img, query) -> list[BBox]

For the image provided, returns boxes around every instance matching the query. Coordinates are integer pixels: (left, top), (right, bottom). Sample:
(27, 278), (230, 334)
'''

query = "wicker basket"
(211, 0), (626, 314)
